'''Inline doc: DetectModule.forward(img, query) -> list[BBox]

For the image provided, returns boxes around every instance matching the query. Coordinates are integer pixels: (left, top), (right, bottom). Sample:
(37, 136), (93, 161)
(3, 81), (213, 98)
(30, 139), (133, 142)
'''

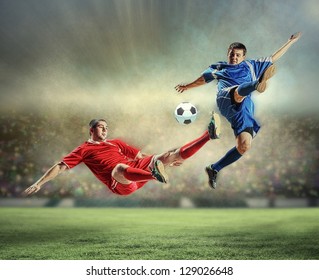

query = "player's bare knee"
(112, 163), (128, 177)
(237, 143), (251, 154)
(234, 89), (245, 103)
(111, 164), (132, 185)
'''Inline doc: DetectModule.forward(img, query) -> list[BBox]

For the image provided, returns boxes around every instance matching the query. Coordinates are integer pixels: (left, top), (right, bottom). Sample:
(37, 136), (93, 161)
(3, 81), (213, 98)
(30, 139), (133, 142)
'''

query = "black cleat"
(208, 112), (221, 139)
(256, 64), (276, 93)
(152, 160), (168, 183)
(205, 166), (218, 189)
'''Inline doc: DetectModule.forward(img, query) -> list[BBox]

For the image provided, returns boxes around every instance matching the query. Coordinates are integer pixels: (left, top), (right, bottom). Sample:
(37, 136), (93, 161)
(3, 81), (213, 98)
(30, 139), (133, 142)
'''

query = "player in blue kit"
(175, 32), (301, 189)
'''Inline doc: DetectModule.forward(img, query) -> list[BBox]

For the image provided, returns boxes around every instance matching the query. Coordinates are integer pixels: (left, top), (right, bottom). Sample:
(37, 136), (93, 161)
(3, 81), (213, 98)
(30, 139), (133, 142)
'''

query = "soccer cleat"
(205, 166), (218, 189)
(152, 160), (168, 183)
(256, 64), (276, 93)
(208, 111), (221, 139)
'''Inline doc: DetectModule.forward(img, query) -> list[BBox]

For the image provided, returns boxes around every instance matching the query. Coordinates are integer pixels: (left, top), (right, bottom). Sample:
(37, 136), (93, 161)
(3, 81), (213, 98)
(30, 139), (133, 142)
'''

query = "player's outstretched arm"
(271, 32), (302, 63)
(23, 163), (67, 196)
(175, 75), (206, 93)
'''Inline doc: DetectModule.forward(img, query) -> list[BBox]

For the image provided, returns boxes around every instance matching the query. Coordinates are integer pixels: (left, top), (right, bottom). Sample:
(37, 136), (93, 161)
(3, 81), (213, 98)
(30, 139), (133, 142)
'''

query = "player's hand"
(290, 32), (302, 42)
(23, 184), (41, 196)
(175, 84), (188, 93)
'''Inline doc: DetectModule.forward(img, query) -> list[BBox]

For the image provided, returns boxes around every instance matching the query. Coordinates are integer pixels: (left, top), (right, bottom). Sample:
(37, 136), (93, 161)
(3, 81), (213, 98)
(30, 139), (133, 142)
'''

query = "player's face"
(92, 121), (108, 141)
(227, 48), (245, 65)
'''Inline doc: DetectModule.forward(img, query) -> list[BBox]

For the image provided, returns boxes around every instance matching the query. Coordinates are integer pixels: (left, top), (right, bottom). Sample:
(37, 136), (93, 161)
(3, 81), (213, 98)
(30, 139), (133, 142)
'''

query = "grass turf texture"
(0, 208), (318, 260)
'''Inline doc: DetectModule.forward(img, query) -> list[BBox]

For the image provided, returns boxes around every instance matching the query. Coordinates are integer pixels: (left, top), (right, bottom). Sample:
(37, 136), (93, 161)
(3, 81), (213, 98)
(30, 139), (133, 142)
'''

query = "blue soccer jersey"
(202, 57), (272, 136)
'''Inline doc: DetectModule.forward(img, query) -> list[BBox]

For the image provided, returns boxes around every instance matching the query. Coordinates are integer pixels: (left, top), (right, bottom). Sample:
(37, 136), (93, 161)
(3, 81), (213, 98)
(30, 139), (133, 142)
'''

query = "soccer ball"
(174, 102), (198, 125)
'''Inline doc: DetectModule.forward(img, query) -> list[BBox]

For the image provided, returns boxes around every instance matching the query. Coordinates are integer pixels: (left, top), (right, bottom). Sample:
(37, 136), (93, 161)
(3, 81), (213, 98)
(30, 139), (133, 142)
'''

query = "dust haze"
(1, 0), (318, 196)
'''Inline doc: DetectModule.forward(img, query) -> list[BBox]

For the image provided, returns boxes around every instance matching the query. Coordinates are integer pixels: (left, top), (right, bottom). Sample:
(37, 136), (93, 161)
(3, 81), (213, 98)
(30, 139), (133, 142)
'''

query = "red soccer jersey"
(62, 139), (140, 189)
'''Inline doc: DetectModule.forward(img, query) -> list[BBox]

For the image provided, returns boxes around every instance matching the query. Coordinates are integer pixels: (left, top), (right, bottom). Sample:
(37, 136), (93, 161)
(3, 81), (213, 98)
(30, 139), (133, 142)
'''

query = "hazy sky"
(0, 0), (318, 197)
(0, 0), (318, 151)
(1, 0), (318, 117)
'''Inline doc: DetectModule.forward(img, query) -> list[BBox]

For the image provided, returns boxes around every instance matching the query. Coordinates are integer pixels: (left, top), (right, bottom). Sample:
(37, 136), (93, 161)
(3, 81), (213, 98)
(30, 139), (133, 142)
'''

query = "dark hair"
(228, 42), (247, 56)
(89, 119), (107, 128)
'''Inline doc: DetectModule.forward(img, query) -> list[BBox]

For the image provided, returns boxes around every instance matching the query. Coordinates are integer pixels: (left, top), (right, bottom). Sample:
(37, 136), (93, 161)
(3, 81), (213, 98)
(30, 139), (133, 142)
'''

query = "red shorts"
(111, 181), (148, 196)
(110, 155), (155, 196)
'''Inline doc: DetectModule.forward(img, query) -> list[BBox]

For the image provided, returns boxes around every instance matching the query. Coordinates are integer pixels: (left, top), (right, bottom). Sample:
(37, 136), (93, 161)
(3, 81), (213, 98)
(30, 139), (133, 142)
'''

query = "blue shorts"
(216, 87), (260, 137)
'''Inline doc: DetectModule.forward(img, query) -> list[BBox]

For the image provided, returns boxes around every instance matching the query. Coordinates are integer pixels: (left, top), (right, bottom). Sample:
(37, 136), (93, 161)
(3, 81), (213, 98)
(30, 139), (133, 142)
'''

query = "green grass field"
(0, 207), (318, 260)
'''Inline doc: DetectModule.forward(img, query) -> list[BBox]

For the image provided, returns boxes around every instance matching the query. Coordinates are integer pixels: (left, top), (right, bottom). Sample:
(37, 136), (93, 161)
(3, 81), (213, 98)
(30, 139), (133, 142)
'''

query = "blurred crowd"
(1, 112), (318, 202)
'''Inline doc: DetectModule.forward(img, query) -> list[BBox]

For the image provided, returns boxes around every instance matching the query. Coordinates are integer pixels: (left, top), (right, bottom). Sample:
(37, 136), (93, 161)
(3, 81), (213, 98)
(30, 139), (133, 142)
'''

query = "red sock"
(123, 167), (154, 182)
(179, 130), (210, 159)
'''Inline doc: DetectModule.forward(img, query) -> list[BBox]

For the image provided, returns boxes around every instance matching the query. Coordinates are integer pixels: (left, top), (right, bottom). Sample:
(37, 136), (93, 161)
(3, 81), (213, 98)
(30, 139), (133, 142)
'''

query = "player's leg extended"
(256, 64), (276, 93)
(234, 64), (276, 100)
(154, 131), (208, 168)
(234, 80), (259, 103)
(206, 147), (242, 189)
(177, 112), (221, 159)
(206, 131), (252, 189)
(157, 130), (212, 167)
(157, 113), (221, 166)
(179, 130), (212, 159)
(112, 163), (168, 184)
(112, 164), (152, 184)
(236, 131), (253, 155)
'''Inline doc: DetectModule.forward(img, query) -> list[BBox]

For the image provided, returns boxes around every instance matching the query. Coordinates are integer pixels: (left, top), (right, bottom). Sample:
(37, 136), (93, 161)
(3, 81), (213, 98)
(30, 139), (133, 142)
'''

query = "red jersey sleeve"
(62, 145), (83, 169)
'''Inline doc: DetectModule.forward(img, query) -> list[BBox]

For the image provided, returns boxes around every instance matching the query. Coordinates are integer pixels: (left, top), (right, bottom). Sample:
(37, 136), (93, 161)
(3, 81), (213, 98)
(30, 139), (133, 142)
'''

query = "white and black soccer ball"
(174, 102), (198, 125)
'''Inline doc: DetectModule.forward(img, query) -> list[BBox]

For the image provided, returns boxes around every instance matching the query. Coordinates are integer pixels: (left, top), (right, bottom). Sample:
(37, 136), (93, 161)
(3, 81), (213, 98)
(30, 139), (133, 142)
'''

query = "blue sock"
(237, 80), (259, 97)
(212, 147), (242, 171)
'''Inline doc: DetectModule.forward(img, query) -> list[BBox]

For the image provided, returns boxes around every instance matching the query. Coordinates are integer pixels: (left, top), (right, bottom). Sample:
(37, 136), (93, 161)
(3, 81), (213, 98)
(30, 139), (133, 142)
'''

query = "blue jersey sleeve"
(202, 68), (215, 83)
(202, 61), (229, 83)
(202, 62), (223, 83)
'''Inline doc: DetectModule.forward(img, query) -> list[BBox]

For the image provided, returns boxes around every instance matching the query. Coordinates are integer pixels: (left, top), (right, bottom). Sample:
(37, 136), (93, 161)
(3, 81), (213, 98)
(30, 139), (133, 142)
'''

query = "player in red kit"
(24, 116), (220, 196)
